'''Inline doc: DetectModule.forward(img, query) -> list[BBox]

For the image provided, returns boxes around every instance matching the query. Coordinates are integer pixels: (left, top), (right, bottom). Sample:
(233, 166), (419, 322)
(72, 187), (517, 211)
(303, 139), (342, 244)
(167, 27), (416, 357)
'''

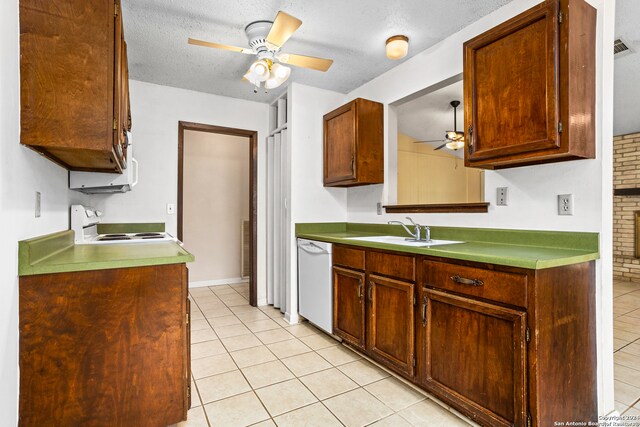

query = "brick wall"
(613, 132), (640, 282)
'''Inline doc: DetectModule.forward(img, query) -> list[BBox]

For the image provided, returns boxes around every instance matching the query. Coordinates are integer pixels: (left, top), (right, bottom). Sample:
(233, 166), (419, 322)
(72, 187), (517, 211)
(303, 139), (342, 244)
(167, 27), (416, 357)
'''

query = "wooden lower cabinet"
(367, 274), (415, 377)
(333, 266), (366, 350)
(332, 244), (597, 427)
(419, 289), (527, 427)
(19, 263), (190, 427)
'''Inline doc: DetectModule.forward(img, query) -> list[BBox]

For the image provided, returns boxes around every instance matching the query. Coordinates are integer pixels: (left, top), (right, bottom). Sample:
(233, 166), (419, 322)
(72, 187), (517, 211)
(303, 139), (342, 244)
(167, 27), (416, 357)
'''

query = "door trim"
(177, 121), (258, 307)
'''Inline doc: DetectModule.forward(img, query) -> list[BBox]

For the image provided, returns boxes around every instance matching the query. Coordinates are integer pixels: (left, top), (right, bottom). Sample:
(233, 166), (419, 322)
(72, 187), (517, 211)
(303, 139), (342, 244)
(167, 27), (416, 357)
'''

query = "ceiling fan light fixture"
(386, 35), (409, 60)
(446, 130), (464, 141)
(445, 139), (465, 151)
(249, 59), (271, 82)
(265, 63), (291, 89)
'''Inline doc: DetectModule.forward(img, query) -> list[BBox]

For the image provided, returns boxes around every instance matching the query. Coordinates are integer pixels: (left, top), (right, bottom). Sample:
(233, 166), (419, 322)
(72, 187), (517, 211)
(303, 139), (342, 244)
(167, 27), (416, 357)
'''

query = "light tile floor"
(614, 279), (640, 415)
(178, 283), (472, 427)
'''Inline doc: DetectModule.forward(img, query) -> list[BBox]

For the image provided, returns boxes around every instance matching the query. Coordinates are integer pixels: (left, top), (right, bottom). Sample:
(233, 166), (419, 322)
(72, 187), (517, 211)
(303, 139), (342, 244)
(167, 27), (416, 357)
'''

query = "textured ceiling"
(614, 0), (640, 135)
(121, 0), (513, 103)
(396, 79), (464, 157)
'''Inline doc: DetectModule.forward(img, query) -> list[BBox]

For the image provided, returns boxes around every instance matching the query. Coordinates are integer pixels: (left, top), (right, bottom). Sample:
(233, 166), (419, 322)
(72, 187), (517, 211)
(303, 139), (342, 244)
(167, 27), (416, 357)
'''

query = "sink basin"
(347, 235), (463, 247)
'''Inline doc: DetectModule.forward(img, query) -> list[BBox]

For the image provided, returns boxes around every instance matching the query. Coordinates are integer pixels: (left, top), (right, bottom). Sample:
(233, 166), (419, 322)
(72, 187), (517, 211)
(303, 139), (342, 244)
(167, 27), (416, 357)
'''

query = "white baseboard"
(189, 277), (246, 288)
(257, 298), (268, 306)
(285, 311), (300, 325)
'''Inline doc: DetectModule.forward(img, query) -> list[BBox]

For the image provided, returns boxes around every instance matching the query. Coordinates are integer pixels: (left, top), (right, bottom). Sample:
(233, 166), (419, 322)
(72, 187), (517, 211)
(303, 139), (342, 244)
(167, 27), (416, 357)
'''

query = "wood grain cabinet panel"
(464, 0), (596, 169)
(20, 0), (131, 172)
(19, 264), (190, 426)
(366, 274), (415, 377)
(419, 289), (527, 427)
(367, 250), (415, 282)
(332, 243), (596, 426)
(323, 98), (383, 187)
(333, 245), (365, 270)
(424, 260), (527, 308)
(417, 259), (597, 426)
(333, 266), (366, 350)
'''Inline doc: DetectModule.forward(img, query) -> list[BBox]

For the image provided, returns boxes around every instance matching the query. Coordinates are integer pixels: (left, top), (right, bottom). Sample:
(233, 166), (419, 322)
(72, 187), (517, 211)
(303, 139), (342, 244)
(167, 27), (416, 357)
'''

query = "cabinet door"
(367, 275), (415, 377)
(112, 1), (126, 168)
(333, 266), (365, 350)
(324, 102), (356, 185)
(464, 0), (559, 163)
(419, 289), (527, 427)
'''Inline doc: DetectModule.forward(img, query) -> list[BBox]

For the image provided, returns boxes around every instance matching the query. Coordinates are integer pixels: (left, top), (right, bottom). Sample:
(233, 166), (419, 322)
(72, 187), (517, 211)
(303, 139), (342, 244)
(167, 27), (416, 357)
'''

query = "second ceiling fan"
(189, 11), (334, 91)
(413, 100), (465, 151)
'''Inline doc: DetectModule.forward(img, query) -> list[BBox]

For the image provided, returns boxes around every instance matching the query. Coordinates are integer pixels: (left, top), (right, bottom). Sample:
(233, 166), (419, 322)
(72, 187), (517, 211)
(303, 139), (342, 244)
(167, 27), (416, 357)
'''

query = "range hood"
(69, 133), (139, 194)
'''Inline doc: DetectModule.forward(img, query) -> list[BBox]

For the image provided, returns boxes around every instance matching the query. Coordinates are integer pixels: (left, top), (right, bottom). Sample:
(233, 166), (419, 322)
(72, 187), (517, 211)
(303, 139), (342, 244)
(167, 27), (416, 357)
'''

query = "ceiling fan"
(188, 11), (334, 92)
(413, 100), (465, 150)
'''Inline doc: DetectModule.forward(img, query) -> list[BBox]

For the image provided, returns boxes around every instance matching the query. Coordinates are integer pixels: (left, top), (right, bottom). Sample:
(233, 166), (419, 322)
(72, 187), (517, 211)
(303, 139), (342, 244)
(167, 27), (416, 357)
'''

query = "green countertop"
(296, 223), (599, 270)
(19, 229), (194, 276)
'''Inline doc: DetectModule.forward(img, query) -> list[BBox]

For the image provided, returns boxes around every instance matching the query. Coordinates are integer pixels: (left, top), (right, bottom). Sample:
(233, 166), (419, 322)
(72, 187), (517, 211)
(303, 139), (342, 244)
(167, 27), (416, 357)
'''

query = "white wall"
(341, 0), (616, 415)
(183, 131), (249, 283)
(614, 53), (640, 136)
(1, 0), (88, 423)
(286, 83), (347, 322)
(88, 80), (270, 302)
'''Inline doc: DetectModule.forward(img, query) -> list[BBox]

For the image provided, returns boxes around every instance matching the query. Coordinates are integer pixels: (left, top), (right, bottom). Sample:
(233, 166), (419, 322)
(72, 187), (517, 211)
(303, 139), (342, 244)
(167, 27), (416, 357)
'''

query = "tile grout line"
(195, 285), (303, 423)
(194, 287), (362, 424)
(191, 285), (475, 427)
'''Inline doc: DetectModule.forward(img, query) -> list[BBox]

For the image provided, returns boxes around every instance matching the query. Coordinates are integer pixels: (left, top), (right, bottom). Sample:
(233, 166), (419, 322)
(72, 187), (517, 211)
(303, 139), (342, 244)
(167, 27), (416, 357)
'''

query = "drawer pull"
(450, 275), (484, 287)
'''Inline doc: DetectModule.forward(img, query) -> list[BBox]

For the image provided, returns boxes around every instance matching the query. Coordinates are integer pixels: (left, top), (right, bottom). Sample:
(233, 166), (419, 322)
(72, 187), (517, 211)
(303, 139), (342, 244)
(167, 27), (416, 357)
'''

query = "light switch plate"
(167, 203), (175, 215)
(497, 187), (508, 206)
(376, 202), (382, 215)
(558, 194), (573, 215)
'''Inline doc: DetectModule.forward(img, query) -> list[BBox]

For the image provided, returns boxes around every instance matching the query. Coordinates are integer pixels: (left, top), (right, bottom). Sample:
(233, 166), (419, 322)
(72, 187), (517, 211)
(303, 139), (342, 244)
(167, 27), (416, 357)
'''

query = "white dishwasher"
(297, 238), (333, 334)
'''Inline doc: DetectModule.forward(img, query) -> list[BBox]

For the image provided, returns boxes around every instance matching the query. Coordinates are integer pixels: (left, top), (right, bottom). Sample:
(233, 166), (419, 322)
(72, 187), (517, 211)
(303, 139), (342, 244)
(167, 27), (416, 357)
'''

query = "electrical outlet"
(167, 203), (175, 215)
(496, 187), (508, 206)
(376, 202), (382, 215)
(558, 194), (573, 215)
(35, 191), (41, 218)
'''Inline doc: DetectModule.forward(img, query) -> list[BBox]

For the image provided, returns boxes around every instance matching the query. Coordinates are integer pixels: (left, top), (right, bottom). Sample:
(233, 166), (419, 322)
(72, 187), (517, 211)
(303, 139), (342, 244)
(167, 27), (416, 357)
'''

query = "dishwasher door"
(297, 238), (333, 334)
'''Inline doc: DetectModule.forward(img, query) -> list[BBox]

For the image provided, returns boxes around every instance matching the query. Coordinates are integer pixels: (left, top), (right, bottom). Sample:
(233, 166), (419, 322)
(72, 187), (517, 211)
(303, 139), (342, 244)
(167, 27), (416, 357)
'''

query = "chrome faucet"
(423, 225), (431, 243)
(388, 217), (423, 241)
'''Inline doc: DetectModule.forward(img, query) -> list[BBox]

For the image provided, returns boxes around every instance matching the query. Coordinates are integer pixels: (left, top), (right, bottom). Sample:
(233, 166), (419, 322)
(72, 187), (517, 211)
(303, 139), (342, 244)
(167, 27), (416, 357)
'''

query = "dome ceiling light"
(386, 35), (409, 60)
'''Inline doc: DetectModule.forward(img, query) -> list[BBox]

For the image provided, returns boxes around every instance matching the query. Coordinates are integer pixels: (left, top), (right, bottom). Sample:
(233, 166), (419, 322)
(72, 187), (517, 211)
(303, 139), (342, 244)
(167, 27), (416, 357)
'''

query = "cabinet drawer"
(424, 260), (527, 308)
(333, 245), (365, 270)
(367, 251), (415, 282)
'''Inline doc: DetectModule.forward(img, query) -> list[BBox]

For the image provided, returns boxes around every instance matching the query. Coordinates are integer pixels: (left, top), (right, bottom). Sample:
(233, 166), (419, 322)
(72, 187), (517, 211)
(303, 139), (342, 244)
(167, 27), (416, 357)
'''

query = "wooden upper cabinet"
(20, 0), (130, 172)
(324, 98), (383, 187)
(463, 0), (596, 169)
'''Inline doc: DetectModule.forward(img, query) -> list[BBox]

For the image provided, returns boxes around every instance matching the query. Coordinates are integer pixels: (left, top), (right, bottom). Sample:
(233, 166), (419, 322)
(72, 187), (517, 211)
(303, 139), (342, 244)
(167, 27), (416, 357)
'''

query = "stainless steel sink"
(346, 235), (463, 247)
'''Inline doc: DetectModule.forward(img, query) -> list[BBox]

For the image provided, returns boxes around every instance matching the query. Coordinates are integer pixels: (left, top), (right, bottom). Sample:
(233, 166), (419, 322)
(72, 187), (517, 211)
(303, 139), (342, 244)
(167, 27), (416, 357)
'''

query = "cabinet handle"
(421, 296), (428, 327)
(467, 125), (474, 155)
(368, 282), (373, 303)
(351, 155), (355, 172)
(357, 279), (363, 302)
(450, 275), (484, 287)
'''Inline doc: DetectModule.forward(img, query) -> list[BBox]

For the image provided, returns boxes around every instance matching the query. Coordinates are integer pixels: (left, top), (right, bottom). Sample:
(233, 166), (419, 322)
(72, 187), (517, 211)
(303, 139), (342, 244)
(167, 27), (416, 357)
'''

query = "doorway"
(177, 122), (258, 306)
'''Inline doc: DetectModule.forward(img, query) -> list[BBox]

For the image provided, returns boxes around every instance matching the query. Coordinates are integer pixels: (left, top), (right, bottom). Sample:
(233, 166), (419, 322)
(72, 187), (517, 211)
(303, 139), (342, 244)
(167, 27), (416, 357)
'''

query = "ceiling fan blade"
(188, 38), (253, 54)
(413, 139), (445, 144)
(434, 143), (448, 151)
(266, 11), (302, 48)
(277, 53), (333, 72)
